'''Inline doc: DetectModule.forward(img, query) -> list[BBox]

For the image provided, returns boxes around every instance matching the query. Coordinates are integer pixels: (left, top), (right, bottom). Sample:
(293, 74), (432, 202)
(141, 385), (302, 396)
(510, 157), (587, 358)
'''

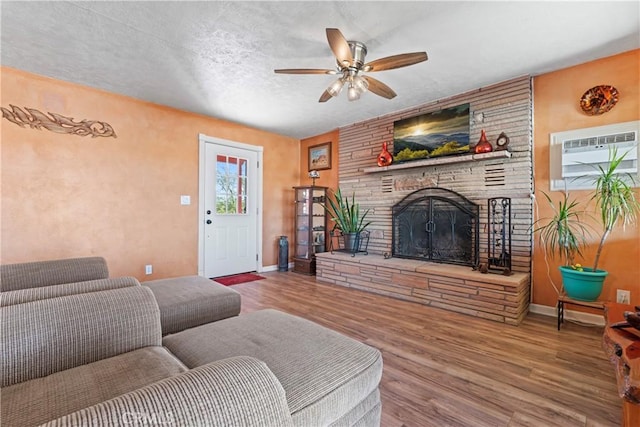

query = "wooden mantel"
(362, 150), (512, 174)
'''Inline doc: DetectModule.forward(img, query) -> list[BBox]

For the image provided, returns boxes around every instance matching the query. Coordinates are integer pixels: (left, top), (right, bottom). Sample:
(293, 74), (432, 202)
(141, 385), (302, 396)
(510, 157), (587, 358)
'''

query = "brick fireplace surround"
(317, 252), (530, 325)
(316, 76), (533, 325)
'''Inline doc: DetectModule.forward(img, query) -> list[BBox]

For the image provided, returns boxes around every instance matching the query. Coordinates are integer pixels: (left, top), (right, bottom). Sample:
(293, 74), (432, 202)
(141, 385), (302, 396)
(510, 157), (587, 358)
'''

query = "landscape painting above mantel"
(393, 103), (470, 163)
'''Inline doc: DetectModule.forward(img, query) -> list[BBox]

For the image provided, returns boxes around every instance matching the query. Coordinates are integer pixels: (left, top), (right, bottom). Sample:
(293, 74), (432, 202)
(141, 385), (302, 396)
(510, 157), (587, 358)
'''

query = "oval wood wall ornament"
(579, 85), (619, 116)
(1, 104), (117, 138)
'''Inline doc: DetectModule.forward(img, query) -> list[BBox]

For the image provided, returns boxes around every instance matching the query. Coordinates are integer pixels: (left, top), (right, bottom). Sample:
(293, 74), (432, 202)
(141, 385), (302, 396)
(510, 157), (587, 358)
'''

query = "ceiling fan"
(275, 28), (428, 102)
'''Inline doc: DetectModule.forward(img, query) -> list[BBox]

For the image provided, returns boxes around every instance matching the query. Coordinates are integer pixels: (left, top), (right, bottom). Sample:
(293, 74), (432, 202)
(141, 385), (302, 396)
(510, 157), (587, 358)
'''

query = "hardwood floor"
(234, 271), (621, 427)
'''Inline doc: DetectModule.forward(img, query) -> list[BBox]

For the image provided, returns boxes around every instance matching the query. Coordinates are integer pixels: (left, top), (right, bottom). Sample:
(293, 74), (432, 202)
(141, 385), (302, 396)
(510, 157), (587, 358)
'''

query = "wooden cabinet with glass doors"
(292, 186), (327, 275)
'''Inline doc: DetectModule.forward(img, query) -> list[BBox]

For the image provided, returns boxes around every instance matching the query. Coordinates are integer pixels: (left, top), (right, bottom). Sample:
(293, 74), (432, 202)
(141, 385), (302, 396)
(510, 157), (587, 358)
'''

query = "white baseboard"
(260, 262), (294, 273)
(529, 303), (605, 326)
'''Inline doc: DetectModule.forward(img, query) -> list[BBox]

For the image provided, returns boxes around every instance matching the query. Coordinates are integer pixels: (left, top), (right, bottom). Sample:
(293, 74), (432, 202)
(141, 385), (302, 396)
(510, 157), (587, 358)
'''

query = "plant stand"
(557, 293), (605, 330)
(329, 230), (370, 256)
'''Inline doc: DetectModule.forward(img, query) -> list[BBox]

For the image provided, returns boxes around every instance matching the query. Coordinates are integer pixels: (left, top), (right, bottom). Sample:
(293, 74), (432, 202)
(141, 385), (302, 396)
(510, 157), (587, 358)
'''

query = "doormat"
(213, 273), (266, 286)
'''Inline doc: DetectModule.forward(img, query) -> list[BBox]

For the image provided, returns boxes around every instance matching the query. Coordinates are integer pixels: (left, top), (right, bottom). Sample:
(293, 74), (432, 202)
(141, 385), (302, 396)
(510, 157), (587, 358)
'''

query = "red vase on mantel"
(377, 142), (393, 167)
(474, 129), (493, 154)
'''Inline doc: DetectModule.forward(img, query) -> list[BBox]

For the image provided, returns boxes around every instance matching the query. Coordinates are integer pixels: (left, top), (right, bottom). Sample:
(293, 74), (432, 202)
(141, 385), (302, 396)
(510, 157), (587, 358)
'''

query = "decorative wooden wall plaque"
(1, 105), (117, 138)
(579, 85), (619, 116)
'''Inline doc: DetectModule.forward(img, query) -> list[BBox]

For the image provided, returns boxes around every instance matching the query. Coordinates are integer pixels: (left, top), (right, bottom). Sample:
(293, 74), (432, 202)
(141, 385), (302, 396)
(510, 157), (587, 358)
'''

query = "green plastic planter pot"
(559, 265), (608, 302)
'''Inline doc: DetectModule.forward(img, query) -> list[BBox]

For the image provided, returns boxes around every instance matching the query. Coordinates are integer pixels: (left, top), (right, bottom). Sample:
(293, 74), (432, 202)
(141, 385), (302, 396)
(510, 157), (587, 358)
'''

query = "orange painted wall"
(0, 67), (299, 279)
(532, 49), (640, 307)
(299, 130), (340, 250)
(299, 130), (340, 189)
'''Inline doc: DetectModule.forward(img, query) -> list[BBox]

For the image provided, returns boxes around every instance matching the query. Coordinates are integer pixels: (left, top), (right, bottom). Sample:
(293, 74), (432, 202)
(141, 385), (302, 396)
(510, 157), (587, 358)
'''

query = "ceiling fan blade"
(274, 69), (337, 75)
(364, 52), (428, 72)
(318, 90), (333, 103)
(363, 76), (397, 99)
(326, 28), (353, 67)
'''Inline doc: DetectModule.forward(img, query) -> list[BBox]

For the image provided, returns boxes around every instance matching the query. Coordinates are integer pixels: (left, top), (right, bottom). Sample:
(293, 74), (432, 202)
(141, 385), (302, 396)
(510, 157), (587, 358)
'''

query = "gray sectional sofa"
(0, 257), (383, 426)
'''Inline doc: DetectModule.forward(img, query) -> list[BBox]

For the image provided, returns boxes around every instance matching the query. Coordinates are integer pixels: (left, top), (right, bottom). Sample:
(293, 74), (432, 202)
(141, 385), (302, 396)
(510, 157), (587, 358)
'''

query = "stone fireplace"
(316, 76), (533, 325)
(392, 187), (479, 267)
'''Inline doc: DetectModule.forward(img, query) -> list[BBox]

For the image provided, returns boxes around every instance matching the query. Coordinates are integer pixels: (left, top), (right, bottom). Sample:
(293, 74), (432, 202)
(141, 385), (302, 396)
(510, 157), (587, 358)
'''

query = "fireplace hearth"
(392, 187), (479, 267)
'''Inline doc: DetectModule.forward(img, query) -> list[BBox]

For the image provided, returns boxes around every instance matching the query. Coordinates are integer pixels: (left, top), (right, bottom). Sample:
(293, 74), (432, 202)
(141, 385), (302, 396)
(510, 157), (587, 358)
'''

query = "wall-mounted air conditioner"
(549, 121), (639, 191)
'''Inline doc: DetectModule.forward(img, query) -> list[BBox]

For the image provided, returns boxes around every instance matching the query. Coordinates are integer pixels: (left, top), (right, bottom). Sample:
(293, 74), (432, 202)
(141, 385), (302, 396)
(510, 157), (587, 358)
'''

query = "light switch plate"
(180, 195), (191, 205)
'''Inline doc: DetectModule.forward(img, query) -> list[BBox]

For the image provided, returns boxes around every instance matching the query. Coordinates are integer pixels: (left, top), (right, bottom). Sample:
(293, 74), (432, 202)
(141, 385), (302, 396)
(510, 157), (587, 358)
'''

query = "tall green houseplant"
(535, 147), (640, 301)
(321, 188), (372, 252)
(534, 192), (590, 266)
(591, 148), (640, 271)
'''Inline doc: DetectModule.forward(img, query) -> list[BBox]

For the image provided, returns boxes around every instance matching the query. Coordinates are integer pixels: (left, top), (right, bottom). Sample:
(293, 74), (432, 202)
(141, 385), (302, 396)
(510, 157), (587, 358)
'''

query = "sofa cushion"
(1, 346), (188, 426)
(43, 356), (294, 427)
(0, 276), (140, 307)
(0, 256), (109, 291)
(163, 309), (383, 426)
(329, 388), (381, 427)
(143, 275), (241, 335)
(1, 286), (161, 387)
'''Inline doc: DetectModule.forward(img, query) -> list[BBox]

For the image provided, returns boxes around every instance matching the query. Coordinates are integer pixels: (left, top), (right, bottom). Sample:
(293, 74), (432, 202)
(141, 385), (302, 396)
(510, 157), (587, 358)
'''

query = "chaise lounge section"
(142, 275), (241, 335)
(164, 309), (383, 426)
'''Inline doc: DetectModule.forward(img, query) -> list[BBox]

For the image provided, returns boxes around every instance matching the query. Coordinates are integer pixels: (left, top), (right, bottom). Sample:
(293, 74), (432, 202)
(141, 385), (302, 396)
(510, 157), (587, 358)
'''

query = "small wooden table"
(556, 294), (605, 330)
(603, 302), (640, 427)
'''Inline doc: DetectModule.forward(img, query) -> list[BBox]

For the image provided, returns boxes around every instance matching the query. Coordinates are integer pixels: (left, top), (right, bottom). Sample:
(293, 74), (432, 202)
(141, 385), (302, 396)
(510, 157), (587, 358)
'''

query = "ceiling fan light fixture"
(347, 84), (361, 101)
(353, 75), (369, 94)
(327, 78), (345, 97)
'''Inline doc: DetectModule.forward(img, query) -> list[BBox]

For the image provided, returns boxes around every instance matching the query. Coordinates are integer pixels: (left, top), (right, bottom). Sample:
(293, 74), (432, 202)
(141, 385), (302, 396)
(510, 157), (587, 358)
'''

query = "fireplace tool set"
(479, 197), (512, 275)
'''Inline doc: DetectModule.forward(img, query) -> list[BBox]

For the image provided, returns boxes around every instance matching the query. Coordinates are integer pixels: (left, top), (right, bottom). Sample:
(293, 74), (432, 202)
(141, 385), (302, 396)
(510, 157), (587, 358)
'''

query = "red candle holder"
(377, 142), (393, 166)
(474, 129), (493, 154)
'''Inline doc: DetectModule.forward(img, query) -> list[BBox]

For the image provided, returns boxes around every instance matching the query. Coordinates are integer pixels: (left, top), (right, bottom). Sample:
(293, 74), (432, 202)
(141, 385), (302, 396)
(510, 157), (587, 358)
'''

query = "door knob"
(206, 219), (212, 224)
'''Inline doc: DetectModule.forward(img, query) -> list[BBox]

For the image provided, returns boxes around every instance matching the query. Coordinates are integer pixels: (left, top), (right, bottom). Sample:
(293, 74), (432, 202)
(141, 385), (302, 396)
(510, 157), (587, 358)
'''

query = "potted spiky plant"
(321, 188), (372, 253)
(591, 148), (639, 271)
(534, 147), (640, 301)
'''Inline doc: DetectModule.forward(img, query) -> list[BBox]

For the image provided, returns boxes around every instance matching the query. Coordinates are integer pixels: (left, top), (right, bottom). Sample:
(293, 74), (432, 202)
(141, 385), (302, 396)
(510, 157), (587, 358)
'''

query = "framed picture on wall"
(308, 142), (332, 171)
(393, 103), (470, 163)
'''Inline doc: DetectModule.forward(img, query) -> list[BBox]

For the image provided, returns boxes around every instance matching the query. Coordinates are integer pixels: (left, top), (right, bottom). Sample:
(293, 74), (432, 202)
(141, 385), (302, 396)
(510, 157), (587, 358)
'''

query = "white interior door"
(202, 141), (259, 278)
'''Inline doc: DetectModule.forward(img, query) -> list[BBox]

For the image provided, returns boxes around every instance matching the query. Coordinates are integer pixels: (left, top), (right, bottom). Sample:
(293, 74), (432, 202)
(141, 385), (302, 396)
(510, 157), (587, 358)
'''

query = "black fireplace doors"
(392, 187), (479, 267)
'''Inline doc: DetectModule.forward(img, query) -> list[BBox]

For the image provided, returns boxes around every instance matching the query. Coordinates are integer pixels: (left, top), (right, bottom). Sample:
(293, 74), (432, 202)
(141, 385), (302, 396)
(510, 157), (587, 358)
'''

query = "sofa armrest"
(0, 257), (109, 291)
(0, 276), (140, 307)
(1, 286), (161, 387)
(43, 356), (294, 427)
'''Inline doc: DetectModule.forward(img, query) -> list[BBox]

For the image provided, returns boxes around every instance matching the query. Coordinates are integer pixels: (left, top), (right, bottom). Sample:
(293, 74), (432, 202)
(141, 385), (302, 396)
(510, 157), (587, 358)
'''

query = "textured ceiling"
(1, 1), (639, 139)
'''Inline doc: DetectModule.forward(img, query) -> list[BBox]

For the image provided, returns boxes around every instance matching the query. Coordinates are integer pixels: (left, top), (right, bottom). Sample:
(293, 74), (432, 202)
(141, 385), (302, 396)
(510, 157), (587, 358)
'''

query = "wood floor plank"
(233, 272), (622, 426)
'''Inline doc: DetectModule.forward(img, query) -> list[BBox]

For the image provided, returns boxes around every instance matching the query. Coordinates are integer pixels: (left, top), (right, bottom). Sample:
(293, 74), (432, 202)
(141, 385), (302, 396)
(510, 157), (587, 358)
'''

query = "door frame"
(198, 133), (264, 276)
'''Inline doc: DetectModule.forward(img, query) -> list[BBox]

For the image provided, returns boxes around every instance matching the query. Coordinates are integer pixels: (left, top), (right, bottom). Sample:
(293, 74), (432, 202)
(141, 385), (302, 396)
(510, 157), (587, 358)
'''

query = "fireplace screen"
(392, 187), (479, 267)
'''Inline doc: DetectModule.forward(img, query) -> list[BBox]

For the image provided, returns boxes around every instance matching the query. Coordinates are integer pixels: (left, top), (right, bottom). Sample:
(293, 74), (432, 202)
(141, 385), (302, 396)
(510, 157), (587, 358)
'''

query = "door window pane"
(216, 155), (249, 215)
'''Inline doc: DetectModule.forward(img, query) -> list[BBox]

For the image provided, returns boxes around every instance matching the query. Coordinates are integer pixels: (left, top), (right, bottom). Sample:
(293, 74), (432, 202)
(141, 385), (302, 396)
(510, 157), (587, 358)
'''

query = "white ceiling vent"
(549, 121), (639, 191)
